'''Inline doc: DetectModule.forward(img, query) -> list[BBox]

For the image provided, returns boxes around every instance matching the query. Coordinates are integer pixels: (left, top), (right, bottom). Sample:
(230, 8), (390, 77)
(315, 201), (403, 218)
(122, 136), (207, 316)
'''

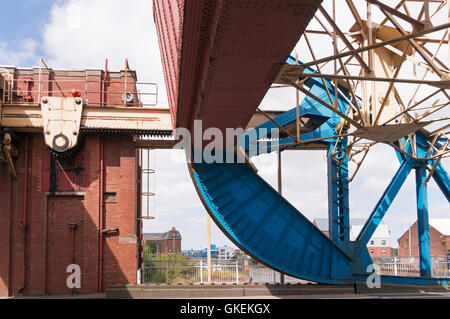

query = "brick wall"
(398, 221), (449, 257)
(158, 238), (182, 254)
(0, 133), (139, 296)
(368, 246), (392, 257)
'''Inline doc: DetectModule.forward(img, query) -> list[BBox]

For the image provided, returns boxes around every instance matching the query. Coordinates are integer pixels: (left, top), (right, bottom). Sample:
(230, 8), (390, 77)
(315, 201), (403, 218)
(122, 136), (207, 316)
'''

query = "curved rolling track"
(189, 160), (353, 284)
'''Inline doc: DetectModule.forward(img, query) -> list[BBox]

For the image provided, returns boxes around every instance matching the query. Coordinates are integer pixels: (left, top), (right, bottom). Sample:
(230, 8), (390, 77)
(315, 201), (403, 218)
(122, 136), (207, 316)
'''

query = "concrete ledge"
(106, 283), (355, 299)
(355, 282), (450, 295)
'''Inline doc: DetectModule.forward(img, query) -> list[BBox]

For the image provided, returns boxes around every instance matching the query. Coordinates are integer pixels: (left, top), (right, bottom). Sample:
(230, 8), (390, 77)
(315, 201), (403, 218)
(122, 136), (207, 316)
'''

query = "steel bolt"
(42, 98), (48, 104)
(75, 98), (82, 105)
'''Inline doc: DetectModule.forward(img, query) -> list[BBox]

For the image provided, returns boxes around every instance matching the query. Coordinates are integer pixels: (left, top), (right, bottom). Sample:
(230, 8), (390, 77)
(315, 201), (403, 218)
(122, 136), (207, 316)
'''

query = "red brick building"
(398, 219), (450, 257)
(0, 65), (148, 296)
(143, 227), (182, 254)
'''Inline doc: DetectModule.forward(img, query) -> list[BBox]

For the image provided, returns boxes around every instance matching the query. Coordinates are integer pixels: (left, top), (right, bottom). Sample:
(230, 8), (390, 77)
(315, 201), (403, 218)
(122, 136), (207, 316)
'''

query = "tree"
(144, 240), (158, 260)
(391, 248), (398, 257)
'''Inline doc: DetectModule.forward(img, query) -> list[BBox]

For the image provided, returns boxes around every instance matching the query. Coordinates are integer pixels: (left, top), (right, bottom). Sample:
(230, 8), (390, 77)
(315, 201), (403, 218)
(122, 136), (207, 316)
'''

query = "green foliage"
(144, 240), (158, 255)
(391, 248), (398, 257)
(143, 241), (159, 262)
(143, 253), (198, 283)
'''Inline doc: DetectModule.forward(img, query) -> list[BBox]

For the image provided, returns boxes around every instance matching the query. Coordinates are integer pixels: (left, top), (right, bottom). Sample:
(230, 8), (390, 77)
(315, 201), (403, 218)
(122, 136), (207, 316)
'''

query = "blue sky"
(0, 0), (55, 66)
(1, 0), (448, 252)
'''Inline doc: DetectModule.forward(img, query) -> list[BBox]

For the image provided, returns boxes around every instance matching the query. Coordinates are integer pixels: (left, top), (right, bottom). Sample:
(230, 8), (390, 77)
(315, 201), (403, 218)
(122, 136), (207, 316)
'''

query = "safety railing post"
(165, 261), (169, 284)
(235, 260), (239, 284)
(394, 257), (398, 276)
(200, 260), (203, 283)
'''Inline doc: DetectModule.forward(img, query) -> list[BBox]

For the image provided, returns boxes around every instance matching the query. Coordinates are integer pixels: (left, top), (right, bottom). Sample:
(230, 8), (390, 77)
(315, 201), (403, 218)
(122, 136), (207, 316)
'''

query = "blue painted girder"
(190, 158), (354, 284)
(239, 56), (354, 155)
(356, 160), (414, 247)
(415, 165), (432, 277)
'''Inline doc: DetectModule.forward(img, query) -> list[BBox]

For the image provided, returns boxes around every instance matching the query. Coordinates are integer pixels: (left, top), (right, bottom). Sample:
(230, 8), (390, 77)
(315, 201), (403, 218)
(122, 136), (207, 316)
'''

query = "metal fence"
(141, 258), (450, 284)
(377, 260), (450, 278)
(141, 259), (310, 284)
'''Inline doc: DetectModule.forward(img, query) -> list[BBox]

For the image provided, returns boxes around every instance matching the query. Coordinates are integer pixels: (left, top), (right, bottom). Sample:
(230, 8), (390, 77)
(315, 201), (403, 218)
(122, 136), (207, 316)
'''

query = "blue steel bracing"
(327, 140), (350, 243)
(415, 165), (432, 277)
(239, 56), (353, 156)
(431, 163), (450, 201)
(356, 160), (413, 247)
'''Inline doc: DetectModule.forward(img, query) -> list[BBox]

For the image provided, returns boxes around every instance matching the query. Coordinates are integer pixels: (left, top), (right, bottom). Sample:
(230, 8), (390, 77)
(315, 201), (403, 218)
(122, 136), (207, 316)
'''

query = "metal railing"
(141, 258), (450, 284)
(376, 260), (450, 278)
(142, 259), (311, 284)
(0, 77), (158, 107)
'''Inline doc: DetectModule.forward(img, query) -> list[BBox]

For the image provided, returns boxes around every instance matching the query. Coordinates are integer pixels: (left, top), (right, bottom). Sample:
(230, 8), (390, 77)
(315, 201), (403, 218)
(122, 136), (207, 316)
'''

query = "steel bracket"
(41, 96), (83, 153)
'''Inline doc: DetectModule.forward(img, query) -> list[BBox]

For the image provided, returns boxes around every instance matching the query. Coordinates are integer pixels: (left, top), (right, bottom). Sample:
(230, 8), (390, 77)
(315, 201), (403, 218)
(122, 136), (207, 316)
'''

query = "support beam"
(328, 142), (350, 242)
(356, 160), (413, 246)
(366, 0), (425, 30)
(318, 6), (371, 74)
(0, 104), (173, 135)
(300, 22), (450, 70)
(380, 9), (443, 76)
(278, 150), (285, 285)
(415, 165), (432, 277)
(290, 70), (448, 87)
(431, 161), (450, 201)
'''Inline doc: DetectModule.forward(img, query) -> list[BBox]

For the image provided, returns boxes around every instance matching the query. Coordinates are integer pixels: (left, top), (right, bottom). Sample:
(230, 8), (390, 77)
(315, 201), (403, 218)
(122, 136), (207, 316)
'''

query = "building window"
(104, 192), (117, 200)
(370, 249), (374, 254)
(42, 148), (90, 192)
(381, 240), (386, 246)
(382, 249), (386, 254)
(370, 240), (374, 245)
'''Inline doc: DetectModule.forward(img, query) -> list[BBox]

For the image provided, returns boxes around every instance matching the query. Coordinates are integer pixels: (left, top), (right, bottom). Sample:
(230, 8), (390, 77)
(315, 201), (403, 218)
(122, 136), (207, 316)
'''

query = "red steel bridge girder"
(154, 0), (322, 133)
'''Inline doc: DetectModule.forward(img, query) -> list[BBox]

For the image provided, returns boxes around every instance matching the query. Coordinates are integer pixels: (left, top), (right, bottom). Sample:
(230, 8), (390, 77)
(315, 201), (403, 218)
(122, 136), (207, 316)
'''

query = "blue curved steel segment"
(191, 159), (353, 284)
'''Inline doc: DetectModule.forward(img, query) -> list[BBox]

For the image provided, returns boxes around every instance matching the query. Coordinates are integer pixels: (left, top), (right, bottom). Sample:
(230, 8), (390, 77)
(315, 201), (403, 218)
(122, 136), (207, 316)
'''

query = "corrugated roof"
(430, 219), (450, 236)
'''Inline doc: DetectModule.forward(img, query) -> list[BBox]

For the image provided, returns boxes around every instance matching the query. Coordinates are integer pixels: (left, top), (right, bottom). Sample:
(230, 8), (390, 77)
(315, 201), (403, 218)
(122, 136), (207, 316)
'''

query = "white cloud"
(42, 0), (168, 103)
(0, 38), (38, 67)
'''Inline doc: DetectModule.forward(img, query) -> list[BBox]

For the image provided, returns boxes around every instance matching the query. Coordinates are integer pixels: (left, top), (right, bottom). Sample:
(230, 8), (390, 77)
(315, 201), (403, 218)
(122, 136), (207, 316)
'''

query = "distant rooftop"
(430, 219), (450, 236)
(143, 227), (181, 241)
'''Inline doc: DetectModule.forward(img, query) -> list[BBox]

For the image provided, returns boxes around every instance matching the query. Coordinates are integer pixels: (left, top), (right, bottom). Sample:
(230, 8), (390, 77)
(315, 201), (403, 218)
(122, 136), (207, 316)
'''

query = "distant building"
(218, 245), (235, 259)
(182, 244), (218, 259)
(398, 219), (450, 257)
(182, 244), (238, 259)
(313, 218), (392, 257)
(143, 227), (182, 254)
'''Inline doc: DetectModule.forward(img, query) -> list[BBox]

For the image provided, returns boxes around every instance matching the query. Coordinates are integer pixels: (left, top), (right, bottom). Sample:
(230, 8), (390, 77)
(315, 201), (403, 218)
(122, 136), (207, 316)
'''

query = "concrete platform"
(106, 282), (450, 299)
(106, 283), (354, 299)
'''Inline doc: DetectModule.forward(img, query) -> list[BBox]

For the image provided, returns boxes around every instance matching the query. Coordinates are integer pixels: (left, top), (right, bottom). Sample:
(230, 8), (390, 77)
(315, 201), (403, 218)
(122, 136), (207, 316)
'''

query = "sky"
(1, 0), (448, 252)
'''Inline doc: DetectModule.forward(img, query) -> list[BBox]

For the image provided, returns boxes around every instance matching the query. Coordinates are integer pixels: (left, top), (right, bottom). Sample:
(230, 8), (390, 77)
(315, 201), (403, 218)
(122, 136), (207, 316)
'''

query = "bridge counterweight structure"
(154, 0), (450, 287)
